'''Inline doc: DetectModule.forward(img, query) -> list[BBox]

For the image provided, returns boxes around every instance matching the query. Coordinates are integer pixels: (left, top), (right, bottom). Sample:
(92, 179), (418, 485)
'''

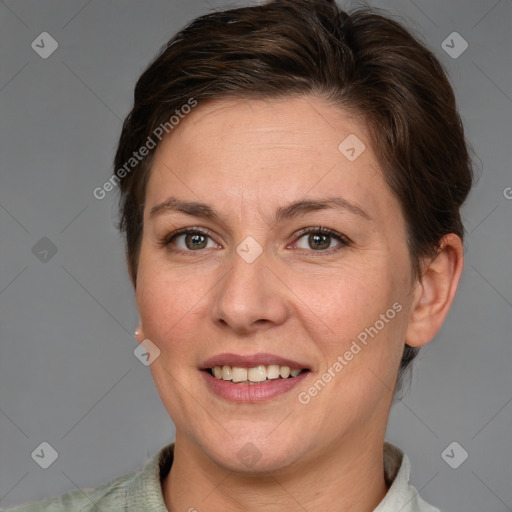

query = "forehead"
(155, 96), (373, 169)
(145, 96), (399, 226)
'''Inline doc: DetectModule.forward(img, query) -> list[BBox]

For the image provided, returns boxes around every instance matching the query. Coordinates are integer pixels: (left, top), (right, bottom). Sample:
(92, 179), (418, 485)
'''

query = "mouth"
(200, 353), (311, 402)
(206, 364), (309, 384)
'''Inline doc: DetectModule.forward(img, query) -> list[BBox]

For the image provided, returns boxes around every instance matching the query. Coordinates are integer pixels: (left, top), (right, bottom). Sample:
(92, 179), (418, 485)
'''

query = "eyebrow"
(149, 196), (371, 223)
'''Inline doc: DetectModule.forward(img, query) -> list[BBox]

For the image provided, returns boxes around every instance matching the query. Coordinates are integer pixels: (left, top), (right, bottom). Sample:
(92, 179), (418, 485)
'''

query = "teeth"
(248, 365), (266, 382)
(210, 364), (304, 382)
(231, 366), (248, 383)
(267, 364), (280, 379)
(221, 366), (232, 381)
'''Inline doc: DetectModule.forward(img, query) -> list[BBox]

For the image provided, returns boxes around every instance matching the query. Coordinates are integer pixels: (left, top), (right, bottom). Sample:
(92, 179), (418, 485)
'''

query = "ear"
(405, 234), (464, 348)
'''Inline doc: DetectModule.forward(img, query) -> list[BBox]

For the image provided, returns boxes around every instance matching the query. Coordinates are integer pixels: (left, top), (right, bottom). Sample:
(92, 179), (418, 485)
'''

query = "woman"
(7, 0), (472, 510)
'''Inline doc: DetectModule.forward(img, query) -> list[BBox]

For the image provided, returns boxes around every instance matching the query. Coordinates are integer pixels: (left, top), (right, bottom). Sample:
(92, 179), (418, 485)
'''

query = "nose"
(210, 243), (289, 335)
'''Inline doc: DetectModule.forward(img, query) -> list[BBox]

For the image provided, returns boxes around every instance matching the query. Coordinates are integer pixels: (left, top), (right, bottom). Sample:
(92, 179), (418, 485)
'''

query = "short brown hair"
(114, 0), (473, 393)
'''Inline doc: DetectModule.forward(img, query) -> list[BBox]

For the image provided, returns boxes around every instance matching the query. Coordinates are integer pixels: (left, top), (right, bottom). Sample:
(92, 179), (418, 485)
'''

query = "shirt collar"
(376, 443), (440, 512)
(126, 442), (438, 512)
(126, 443), (173, 511)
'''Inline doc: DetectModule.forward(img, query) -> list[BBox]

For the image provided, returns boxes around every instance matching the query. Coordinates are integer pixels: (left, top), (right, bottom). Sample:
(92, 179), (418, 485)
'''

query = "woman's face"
(135, 96), (416, 472)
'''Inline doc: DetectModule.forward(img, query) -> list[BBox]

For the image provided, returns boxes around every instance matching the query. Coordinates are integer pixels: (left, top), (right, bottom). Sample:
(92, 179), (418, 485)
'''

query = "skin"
(133, 96), (464, 512)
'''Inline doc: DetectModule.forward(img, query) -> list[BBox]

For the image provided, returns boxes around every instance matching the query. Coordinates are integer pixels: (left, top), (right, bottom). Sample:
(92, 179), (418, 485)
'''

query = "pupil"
(310, 233), (329, 250)
(186, 233), (207, 250)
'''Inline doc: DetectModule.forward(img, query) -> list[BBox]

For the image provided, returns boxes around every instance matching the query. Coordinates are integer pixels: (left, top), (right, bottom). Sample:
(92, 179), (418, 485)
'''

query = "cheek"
(294, 260), (408, 379)
(135, 251), (214, 358)
(135, 250), (180, 338)
(295, 259), (397, 329)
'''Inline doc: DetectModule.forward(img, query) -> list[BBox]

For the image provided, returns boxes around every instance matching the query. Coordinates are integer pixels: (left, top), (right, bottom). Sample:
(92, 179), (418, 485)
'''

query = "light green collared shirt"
(4, 442), (440, 511)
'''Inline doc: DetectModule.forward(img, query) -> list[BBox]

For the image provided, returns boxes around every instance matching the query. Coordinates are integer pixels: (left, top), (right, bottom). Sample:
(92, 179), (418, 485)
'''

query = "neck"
(162, 430), (389, 512)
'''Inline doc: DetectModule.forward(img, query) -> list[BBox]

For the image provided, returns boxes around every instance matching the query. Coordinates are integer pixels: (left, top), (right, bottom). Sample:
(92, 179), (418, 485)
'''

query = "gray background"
(0, 0), (510, 510)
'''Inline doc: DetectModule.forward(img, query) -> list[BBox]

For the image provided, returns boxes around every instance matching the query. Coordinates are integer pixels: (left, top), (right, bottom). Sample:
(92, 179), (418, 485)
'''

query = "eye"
(160, 226), (351, 255)
(292, 227), (350, 253)
(160, 228), (219, 253)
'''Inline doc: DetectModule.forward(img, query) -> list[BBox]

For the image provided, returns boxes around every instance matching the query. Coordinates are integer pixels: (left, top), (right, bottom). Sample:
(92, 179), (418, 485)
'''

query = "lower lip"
(201, 370), (310, 403)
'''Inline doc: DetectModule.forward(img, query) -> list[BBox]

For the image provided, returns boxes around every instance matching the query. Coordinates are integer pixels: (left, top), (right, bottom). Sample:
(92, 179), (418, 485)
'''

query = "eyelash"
(158, 226), (351, 256)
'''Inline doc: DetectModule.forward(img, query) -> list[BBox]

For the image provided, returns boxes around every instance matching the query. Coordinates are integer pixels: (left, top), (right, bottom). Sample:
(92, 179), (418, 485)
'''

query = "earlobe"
(405, 234), (464, 348)
(134, 324), (145, 344)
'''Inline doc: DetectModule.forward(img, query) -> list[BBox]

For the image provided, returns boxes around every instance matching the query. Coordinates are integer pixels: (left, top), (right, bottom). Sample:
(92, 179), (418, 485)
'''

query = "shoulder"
(2, 471), (132, 512)
(2, 443), (175, 512)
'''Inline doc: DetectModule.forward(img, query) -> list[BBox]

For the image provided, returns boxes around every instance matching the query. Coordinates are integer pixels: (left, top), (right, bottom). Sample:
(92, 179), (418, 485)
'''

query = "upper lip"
(200, 353), (310, 370)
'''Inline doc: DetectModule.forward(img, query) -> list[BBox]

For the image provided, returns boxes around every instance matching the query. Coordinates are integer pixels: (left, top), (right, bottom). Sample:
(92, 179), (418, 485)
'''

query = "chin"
(197, 430), (307, 474)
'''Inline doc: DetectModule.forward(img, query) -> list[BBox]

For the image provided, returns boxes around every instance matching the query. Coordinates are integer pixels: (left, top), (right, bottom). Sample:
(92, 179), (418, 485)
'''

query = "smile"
(200, 353), (311, 402)
(208, 364), (306, 384)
